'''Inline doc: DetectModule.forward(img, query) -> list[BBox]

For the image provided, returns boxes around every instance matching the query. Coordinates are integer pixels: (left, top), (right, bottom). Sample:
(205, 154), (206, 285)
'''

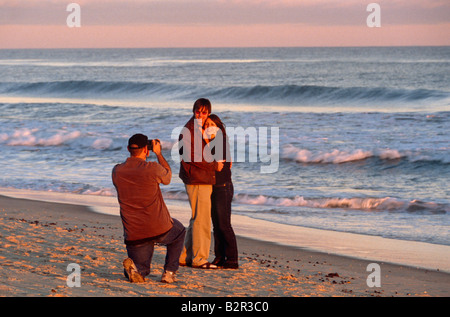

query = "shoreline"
(0, 189), (449, 297)
(1, 187), (449, 273)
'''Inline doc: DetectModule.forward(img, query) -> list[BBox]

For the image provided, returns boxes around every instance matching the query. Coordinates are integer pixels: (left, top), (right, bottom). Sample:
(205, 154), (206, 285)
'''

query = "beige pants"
(179, 184), (213, 267)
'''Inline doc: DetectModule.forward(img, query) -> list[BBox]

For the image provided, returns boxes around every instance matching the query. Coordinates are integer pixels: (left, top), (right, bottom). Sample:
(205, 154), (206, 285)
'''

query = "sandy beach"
(1, 190), (449, 298)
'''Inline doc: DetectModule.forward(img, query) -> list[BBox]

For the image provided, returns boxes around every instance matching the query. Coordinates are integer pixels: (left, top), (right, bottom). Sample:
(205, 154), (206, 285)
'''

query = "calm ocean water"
(0, 47), (449, 246)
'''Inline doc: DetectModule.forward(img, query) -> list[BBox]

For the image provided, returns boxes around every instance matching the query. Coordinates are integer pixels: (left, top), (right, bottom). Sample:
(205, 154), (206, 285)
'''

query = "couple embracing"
(178, 98), (239, 270)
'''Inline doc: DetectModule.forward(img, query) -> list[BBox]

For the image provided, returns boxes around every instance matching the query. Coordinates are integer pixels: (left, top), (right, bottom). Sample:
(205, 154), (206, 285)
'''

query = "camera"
(147, 139), (160, 152)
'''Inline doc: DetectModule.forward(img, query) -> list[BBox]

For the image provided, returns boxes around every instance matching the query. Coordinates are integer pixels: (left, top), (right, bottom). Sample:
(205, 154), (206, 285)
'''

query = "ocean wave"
(233, 194), (449, 215)
(1, 81), (448, 104)
(0, 127), (118, 151)
(0, 128), (82, 147)
(154, 189), (448, 214)
(281, 144), (450, 165)
(207, 84), (449, 104)
(282, 144), (403, 164)
(6, 183), (449, 215)
(0, 81), (187, 99)
(0, 127), (176, 152)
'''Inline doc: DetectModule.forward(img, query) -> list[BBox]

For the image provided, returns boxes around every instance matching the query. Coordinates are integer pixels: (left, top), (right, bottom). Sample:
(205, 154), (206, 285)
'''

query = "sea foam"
(1, 128), (82, 147)
(282, 144), (403, 164)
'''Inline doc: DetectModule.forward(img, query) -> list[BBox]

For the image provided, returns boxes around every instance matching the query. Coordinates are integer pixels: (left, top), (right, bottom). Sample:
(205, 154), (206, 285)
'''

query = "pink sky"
(1, 0), (449, 48)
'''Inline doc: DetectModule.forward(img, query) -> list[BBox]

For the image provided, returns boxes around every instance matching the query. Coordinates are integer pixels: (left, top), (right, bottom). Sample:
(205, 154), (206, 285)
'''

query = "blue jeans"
(126, 218), (186, 276)
(211, 182), (238, 264)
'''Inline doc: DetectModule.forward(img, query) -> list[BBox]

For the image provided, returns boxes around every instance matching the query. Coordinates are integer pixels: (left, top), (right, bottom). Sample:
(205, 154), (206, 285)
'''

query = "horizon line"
(2, 44), (449, 50)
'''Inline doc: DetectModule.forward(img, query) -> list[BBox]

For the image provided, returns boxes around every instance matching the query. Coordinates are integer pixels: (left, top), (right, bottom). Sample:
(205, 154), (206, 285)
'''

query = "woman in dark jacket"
(204, 114), (239, 269)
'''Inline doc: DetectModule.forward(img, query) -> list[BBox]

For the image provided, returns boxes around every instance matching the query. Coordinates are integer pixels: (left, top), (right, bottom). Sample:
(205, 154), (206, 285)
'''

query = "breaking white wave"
(0, 128), (120, 151)
(282, 144), (403, 164)
(1, 128), (82, 147)
(233, 194), (449, 214)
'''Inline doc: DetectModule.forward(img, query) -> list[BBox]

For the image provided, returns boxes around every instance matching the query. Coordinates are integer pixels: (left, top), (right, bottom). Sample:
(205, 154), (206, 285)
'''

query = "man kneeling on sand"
(112, 134), (186, 283)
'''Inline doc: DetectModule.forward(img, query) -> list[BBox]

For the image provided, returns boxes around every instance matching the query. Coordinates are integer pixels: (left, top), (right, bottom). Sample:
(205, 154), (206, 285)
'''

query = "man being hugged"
(178, 98), (223, 269)
(112, 134), (185, 283)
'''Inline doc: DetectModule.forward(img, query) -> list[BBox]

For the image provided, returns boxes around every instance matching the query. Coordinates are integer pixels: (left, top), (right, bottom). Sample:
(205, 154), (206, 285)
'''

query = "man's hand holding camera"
(149, 139), (161, 156)
(148, 138), (171, 173)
